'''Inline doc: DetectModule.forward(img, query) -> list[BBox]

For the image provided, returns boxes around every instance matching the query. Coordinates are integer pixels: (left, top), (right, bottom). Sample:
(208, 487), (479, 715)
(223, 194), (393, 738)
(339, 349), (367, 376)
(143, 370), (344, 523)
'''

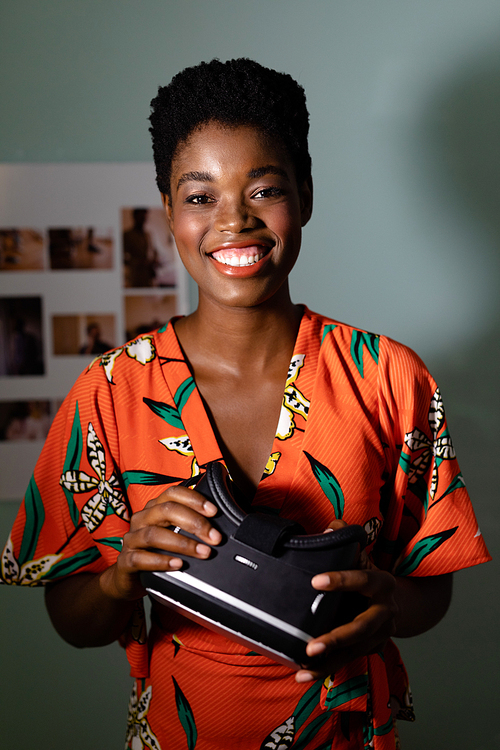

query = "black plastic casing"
(141, 462), (367, 668)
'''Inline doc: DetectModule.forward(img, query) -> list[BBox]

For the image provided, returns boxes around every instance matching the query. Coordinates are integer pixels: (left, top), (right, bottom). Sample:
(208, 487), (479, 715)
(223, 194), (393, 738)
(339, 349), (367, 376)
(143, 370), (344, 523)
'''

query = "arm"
(295, 565), (453, 683)
(44, 484), (222, 648)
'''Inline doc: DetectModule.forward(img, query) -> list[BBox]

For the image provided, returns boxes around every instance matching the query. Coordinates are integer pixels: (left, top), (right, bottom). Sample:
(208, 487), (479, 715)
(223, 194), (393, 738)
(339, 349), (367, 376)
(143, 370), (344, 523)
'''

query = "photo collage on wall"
(0, 163), (189, 498)
(1, 211), (185, 436)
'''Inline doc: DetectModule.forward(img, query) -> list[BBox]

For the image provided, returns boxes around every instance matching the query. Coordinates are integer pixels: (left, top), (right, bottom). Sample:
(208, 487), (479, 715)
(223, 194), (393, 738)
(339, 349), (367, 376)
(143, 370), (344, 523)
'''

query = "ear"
(299, 176), (313, 227)
(161, 193), (174, 232)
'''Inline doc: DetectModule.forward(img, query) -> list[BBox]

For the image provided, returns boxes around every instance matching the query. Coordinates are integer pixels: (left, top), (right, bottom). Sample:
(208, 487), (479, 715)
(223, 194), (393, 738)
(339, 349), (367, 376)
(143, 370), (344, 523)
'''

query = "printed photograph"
(0, 400), (53, 441)
(0, 228), (45, 271)
(124, 294), (177, 340)
(48, 227), (113, 270)
(0, 296), (45, 375)
(52, 313), (116, 355)
(122, 207), (177, 288)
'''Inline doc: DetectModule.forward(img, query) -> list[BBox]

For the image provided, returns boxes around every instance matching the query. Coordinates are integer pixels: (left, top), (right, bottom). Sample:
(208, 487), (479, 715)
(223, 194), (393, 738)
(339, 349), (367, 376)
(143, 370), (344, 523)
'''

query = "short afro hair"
(149, 58), (311, 197)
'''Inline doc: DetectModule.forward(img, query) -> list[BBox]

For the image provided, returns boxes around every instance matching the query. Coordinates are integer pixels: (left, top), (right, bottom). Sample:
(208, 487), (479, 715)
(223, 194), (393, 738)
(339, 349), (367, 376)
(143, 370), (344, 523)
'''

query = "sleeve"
(375, 336), (491, 577)
(1, 359), (130, 587)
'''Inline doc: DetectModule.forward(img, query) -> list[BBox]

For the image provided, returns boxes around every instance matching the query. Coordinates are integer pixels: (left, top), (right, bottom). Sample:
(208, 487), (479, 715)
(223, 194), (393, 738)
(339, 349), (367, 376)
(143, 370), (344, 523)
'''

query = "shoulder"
(75, 324), (179, 390)
(306, 307), (435, 395)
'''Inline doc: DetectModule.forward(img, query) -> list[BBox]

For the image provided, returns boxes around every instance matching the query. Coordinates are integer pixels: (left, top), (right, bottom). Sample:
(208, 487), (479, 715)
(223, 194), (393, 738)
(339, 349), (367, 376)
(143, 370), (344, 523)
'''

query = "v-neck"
(157, 307), (322, 511)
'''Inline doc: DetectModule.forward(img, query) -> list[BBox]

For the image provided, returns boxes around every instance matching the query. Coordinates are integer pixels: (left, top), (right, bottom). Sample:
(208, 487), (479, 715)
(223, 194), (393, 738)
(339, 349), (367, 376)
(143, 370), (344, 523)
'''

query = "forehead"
(171, 122), (294, 180)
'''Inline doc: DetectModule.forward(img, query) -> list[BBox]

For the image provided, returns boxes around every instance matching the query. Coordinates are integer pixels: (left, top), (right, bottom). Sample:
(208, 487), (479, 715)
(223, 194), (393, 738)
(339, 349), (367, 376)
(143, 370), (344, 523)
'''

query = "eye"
(185, 193), (214, 205)
(252, 186), (285, 199)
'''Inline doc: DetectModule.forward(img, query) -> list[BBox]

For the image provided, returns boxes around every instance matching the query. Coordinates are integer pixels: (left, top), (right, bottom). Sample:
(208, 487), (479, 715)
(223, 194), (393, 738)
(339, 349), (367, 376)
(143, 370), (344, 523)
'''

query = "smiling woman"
(2, 58), (490, 750)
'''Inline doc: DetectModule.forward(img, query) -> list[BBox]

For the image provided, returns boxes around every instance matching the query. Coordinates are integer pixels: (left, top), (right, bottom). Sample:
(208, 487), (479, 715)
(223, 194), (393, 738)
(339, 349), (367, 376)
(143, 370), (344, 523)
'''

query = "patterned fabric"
(1, 307), (490, 749)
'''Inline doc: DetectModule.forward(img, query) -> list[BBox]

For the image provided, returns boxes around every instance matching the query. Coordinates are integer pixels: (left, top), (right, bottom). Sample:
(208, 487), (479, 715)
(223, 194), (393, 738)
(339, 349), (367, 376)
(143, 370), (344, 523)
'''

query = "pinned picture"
(48, 227), (113, 270)
(52, 313), (116, 355)
(0, 400), (53, 441)
(122, 207), (177, 288)
(124, 294), (177, 341)
(0, 296), (45, 375)
(0, 229), (45, 271)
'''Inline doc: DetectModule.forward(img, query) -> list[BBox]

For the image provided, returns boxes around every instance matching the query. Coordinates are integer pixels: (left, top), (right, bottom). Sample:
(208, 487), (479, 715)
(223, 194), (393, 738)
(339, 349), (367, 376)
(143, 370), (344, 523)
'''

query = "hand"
(295, 520), (398, 683)
(100, 484), (222, 602)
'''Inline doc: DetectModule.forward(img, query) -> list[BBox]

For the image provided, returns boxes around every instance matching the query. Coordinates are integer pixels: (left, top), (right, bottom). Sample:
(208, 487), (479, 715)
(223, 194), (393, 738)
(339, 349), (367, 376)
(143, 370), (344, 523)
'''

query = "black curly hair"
(149, 58), (311, 197)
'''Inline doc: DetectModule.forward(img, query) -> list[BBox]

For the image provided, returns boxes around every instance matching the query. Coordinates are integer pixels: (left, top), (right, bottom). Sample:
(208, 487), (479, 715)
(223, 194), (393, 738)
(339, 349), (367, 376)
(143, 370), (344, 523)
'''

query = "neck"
(174, 285), (302, 375)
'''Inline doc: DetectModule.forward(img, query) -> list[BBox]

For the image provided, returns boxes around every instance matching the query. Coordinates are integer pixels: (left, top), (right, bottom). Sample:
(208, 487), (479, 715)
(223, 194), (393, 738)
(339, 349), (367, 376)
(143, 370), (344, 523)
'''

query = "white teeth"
(214, 251), (265, 266)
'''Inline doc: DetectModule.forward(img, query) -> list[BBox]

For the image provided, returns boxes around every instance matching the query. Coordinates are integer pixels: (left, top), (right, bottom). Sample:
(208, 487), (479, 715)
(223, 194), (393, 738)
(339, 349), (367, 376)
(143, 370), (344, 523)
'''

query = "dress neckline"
(157, 306), (320, 509)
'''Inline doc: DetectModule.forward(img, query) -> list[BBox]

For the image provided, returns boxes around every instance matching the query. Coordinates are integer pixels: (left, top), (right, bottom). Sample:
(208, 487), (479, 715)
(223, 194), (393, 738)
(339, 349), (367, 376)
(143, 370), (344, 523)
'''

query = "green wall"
(1, 2), (498, 747)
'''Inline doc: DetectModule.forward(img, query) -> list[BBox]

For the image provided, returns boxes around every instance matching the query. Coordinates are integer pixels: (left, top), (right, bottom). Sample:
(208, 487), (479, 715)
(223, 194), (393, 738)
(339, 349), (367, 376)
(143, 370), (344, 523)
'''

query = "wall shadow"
(399, 44), (500, 750)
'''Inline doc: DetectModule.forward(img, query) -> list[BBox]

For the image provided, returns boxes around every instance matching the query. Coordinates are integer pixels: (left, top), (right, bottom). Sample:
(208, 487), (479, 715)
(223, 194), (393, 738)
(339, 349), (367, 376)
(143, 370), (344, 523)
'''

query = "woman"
(2, 59), (490, 749)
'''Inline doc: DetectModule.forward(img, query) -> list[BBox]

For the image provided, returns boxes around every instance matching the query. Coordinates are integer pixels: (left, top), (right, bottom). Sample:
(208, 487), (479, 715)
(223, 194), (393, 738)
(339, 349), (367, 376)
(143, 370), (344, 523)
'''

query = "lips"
(207, 243), (272, 278)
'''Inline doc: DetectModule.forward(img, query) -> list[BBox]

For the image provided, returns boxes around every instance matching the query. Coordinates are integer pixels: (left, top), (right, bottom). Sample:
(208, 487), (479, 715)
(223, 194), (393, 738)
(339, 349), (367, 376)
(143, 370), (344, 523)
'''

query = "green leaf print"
(293, 713), (332, 750)
(323, 674), (369, 710)
(172, 676), (197, 750)
(395, 527), (458, 576)
(321, 323), (337, 344)
(429, 473), (466, 509)
(304, 452), (344, 519)
(294, 680), (323, 730)
(374, 716), (394, 736)
(259, 680), (321, 749)
(62, 402), (84, 526)
(350, 330), (379, 378)
(18, 474), (45, 566)
(123, 470), (183, 488)
(144, 397), (184, 429)
(46, 546), (102, 580)
(144, 378), (195, 432)
(174, 377), (196, 412)
(94, 536), (123, 551)
(398, 451), (411, 474)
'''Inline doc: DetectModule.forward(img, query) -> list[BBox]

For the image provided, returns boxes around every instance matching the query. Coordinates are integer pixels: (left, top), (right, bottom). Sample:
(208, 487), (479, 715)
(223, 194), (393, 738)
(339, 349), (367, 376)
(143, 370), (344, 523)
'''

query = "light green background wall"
(1, 1), (498, 747)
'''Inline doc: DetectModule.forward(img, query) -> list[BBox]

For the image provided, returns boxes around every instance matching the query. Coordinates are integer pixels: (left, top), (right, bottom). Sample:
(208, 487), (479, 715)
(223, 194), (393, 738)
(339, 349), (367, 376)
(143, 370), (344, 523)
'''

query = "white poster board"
(0, 163), (189, 500)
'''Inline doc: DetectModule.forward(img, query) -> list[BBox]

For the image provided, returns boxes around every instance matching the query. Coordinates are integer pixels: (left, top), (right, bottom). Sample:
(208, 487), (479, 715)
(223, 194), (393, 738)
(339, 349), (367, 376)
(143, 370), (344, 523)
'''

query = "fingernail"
(209, 527), (222, 543)
(196, 543), (212, 557)
(311, 573), (330, 588)
(307, 641), (326, 656)
(296, 671), (314, 683)
(203, 501), (218, 515)
(169, 558), (183, 569)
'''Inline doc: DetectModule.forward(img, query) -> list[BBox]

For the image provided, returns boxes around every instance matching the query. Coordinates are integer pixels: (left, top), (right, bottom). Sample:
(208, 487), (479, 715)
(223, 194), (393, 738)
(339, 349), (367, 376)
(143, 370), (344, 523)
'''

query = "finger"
(133, 494), (222, 547)
(311, 569), (395, 599)
(323, 519), (347, 533)
(125, 518), (218, 562)
(145, 485), (218, 517)
(306, 602), (394, 656)
(296, 615), (393, 682)
(118, 544), (185, 574)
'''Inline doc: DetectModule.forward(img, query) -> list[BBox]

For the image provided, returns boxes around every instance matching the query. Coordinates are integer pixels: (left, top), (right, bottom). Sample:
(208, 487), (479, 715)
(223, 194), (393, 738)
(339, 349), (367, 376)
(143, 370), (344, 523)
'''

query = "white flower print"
(125, 683), (161, 750)
(276, 354), (310, 441)
(1, 534), (62, 585)
(91, 335), (156, 384)
(60, 422), (129, 533)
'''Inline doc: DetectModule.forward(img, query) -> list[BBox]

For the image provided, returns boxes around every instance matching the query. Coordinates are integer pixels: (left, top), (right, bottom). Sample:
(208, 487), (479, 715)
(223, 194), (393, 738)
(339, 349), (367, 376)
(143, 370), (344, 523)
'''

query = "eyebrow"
(176, 171), (214, 189)
(176, 165), (290, 190)
(247, 165), (290, 181)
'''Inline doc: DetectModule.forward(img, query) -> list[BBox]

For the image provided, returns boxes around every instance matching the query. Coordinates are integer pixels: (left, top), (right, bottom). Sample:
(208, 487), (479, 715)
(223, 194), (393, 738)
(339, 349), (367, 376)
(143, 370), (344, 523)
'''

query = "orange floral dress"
(1, 307), (490, 749)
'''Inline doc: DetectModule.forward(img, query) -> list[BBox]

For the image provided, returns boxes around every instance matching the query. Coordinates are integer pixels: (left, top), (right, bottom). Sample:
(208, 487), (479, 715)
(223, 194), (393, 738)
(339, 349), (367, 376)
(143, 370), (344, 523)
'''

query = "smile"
(210, 245), (270, 267)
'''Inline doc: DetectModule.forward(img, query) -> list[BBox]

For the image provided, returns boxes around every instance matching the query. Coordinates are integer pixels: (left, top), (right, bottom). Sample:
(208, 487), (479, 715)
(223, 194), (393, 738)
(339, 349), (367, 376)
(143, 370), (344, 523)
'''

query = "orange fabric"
(1, 308), (490, 749)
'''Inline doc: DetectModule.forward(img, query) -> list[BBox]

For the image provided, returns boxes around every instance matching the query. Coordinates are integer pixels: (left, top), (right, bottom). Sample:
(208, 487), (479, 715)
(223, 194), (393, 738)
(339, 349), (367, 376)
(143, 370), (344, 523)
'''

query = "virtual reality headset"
(141, 461), (367, 669)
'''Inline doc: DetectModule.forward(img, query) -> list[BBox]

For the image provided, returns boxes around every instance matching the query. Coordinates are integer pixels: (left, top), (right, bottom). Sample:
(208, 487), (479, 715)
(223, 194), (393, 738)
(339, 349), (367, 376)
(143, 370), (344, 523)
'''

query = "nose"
(213, 196), (257, 233)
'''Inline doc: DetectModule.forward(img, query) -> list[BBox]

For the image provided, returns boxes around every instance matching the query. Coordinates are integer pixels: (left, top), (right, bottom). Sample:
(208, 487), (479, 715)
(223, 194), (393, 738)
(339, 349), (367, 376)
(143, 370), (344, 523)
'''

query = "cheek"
(172, 215), (204, 252)
(270, 204), (302, 243)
